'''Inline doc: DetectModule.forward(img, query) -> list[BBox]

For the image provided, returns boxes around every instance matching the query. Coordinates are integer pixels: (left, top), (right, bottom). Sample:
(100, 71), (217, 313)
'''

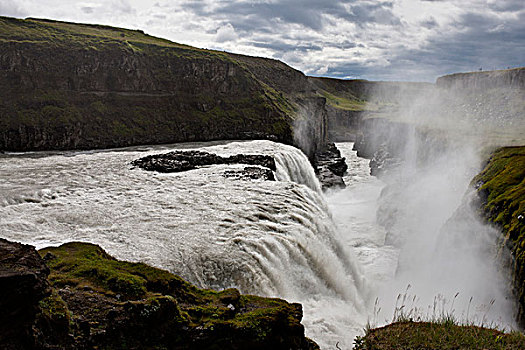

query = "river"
(0, 140), (517, 348)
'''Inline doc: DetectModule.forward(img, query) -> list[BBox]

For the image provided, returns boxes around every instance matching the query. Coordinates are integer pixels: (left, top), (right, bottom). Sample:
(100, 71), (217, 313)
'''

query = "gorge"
(1, 16), (525, 349)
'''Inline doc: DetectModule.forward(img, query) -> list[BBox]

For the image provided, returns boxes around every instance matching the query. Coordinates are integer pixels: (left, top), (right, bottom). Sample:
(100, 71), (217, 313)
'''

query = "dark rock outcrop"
(0, 239), (319, 349)
(131, 150), (276, 174)
(314, 142), (348, 190)
(224, 166), (276, 181)
(353, 118), (411, 161)
(368, 145), (403, 177)
(0, 239), (51, 349)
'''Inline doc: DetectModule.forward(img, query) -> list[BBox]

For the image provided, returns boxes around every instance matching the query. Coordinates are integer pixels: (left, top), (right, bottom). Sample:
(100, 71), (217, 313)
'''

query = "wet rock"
(226, 154), (276, 171)
(131, 150), (221, 172)
(471, 146), (525, 327)
(224, 166), (276, 181)
(369, 145), (403, 177)
(131, 150), (276, 174)
(315, 142), (347, 190)
(0, 238), (50, 348)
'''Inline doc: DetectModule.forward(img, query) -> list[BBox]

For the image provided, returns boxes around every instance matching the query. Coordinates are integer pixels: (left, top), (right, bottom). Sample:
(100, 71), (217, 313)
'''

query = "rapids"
(0, 139), (517, 348)
(0, 140), (370, 348)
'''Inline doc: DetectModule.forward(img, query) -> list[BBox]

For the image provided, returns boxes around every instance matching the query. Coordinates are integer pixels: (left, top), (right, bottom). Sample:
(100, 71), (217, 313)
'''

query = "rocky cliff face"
(0, 16), (327, 157)
(0, 239), (51, 349)
(0, 239), (319, 349)
(472, 146), (525, 326)
(307, 76), (432, 143)
(436, 67), (525, 90)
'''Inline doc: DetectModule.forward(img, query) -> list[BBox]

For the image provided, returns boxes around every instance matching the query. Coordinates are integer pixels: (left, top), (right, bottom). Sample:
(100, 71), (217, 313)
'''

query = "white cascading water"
(0, 140), (367, 349)
(0, 138), (517, 348)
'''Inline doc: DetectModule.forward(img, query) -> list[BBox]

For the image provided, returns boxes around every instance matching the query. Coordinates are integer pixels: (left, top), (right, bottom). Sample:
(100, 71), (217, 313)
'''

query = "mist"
(362, 80), (523, 328)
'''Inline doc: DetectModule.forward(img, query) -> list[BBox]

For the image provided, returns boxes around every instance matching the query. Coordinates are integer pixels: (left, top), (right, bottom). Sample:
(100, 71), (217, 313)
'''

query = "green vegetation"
(473, 146), (525, 241)
(0, 16), (219, 56)
(318, 89), (368, 111)
(0, 16), (302, 151)
(37, 242), (314, 348)
(38, 289), (71, 325)
(354, 321), (525, 350)
(308, 76), (428, 113)
(472, 146), (525, 322)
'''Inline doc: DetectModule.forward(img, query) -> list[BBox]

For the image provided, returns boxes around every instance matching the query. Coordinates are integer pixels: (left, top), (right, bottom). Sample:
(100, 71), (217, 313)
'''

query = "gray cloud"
(420, 17), (438, 29)
(349, 8), (525, 81)
(0, 0), (523, 81)
(81, 6), (95, 14)
(0, 0), (27, 17)
(183, 0), (401, 33)
(487, 0), (524, 12)
(251, 40), (323, 53)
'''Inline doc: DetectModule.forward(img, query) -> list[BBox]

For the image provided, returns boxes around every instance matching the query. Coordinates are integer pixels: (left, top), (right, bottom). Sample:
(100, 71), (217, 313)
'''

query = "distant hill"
(0, 16), (326, 157)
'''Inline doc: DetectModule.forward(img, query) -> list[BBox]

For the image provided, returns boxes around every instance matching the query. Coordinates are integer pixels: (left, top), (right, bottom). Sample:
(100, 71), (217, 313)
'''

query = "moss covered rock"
(33, 242), (319, 349)
(472, 146), (525, 325)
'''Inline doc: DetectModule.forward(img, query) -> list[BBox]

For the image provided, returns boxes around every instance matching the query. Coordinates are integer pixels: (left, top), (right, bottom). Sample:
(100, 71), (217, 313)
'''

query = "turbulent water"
(0, 140), (368, 348)
(0, 139), (517, 348)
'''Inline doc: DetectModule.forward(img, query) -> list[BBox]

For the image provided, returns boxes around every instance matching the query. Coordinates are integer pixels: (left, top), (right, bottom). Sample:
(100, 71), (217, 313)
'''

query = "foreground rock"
(0, 239), (319, 349)
(131, 150), (276, 180)
(0, 239), (51, 348)
(472, 146), (525, 326)
(314, 142), (348, 190)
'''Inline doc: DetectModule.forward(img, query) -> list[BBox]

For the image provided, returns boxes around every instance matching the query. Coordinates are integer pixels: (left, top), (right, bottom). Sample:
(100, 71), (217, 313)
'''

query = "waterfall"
(0, 140), (367, 349)
(273, 147), (322, 194)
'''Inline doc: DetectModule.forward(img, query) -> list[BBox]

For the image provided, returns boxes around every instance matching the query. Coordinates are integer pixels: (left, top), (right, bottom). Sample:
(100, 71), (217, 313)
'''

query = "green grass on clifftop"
(473, 146), (525, 242)
(354, 321), (525, 350)
(472, 146), (525, 323)
(0, 16), (215, 54)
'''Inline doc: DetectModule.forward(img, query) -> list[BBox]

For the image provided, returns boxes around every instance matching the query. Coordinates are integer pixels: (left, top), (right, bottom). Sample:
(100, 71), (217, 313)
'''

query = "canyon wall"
(0, 17), (327, 158)
(350, 68), (525, 325)
(473, 146), (525, 326)
(308, 76), (432, 142)
(436, 67), (525, 90)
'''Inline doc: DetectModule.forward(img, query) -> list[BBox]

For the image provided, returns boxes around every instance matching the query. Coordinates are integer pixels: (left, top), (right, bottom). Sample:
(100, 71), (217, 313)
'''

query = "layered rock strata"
(0, 16), (327, 159)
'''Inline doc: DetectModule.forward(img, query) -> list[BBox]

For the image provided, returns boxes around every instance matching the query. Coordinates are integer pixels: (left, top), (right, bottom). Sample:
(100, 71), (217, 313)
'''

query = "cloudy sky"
(1, 0), (524, 81)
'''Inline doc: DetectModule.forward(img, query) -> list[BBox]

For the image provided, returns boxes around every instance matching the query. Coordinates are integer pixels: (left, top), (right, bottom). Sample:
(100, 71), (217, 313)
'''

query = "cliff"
(312, 67), (525, 145)
(0, 16), (326, 158)
(307, 77), (432, 142)
(436, 67), (525, 90)
(472, 146), (525, 325)
(308, 77), (431, 106)
(0, 238), (318, 349)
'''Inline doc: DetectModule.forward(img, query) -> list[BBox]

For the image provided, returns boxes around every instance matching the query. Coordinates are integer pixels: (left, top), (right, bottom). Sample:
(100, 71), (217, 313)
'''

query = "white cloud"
(0, 0), (28, 17)
(216, 23), (237, 43)
(0, 0), (523, 81)
(315, 65), (330, 75)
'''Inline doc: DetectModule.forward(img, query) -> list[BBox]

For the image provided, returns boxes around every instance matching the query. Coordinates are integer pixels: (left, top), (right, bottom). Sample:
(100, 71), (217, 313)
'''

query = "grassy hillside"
(308, 76), (431, 112)
(0, 16), (325, 153)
